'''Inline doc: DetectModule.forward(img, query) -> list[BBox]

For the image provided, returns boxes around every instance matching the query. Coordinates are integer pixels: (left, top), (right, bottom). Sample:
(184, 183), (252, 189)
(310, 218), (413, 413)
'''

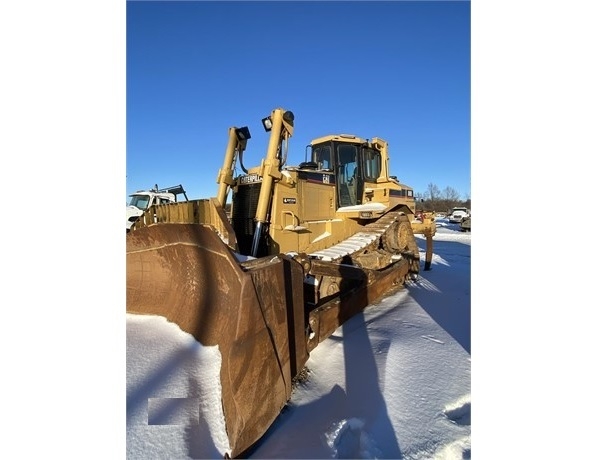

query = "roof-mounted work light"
(235, 126), (251, 141)
(261, 116), (273, 132)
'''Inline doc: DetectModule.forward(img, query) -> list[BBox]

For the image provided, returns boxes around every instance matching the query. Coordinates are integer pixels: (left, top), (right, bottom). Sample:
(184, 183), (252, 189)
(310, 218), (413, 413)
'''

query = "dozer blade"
(127, 223), (309, 458)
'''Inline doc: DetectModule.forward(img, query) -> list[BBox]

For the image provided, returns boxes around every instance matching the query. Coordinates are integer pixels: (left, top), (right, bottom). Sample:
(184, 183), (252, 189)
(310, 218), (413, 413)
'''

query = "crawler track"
(309, 211), (419, 271)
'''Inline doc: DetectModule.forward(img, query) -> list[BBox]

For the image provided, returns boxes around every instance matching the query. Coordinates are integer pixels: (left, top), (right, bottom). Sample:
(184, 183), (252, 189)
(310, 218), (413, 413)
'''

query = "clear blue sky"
(126, 0), (470, 202)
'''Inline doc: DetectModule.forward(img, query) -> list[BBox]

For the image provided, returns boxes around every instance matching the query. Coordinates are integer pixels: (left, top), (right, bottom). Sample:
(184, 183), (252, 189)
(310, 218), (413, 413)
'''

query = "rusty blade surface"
(126, 223), (308, 457)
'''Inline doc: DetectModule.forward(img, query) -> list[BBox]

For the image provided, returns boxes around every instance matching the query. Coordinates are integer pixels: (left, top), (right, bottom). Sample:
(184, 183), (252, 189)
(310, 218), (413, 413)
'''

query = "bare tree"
(442, 186), (461, 202)
(441, 186), (461, 209)
(426, 183), (440, 201)
(417, 183), (470, 213)
(426, 183), (441, 210)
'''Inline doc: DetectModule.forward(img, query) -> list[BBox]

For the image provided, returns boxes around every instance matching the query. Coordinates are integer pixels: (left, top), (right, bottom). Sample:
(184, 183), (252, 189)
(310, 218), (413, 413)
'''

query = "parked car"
(448, 207), (469, 223)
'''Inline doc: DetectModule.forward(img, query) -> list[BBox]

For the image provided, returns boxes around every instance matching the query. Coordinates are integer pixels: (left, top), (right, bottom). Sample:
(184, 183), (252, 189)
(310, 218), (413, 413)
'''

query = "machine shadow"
(339, 310), (403, 458)
(411, 237), (471, 353)
(243, 310), (403, 459)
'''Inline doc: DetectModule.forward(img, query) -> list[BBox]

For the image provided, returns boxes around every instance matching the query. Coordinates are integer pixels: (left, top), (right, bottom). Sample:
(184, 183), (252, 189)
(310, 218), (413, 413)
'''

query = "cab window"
(362, 148), (381, 182)
(312, 145), (332, 170)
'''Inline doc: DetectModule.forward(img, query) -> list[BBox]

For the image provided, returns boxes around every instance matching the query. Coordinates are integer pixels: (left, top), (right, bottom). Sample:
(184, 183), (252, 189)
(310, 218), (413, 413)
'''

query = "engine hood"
(126, 206), (144, 229)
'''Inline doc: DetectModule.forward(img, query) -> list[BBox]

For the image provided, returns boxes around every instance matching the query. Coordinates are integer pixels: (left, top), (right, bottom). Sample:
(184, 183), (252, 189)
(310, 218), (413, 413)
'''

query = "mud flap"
(126, 223), (308, 457)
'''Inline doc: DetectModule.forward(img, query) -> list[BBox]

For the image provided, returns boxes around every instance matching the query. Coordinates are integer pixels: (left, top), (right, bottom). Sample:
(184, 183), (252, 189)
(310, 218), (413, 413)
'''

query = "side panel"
(269, 170), (338, 255)
(298, 171), (336, 221)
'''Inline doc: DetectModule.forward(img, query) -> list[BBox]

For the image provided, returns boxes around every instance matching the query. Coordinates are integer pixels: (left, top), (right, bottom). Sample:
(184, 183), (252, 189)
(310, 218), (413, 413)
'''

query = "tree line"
(415, 183), (470, 213)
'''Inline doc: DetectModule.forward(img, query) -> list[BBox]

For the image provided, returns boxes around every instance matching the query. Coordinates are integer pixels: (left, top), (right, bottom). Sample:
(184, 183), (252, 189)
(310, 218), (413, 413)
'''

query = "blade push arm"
(216, 126), (251, 207)
(250, 108), (294, 256)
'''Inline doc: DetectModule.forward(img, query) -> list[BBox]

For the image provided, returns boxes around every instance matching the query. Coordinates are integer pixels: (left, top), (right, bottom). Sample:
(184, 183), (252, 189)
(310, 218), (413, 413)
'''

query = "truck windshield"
(129, 195), (150, 210)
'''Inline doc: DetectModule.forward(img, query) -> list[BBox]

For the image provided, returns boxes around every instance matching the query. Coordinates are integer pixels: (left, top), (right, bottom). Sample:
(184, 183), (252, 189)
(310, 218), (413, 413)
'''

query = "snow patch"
(443, 394), (471, 426)
(126, 314), (231, 458)
(324, 418), (381, 459)
(431, 435), (471, 460)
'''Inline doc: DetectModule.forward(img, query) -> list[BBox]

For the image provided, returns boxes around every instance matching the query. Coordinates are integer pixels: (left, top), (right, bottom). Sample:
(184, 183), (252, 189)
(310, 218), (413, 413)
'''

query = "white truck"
(126, 184), (188, 232)
(448, 206), (470, 223)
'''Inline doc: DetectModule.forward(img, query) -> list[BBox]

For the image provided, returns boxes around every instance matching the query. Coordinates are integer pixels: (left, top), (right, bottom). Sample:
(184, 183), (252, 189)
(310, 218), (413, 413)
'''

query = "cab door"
(336, 143), (360, 207)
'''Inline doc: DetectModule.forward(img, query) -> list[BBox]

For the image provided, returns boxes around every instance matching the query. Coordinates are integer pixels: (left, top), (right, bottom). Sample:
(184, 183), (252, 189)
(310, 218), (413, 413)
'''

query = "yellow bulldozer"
(126, 107), (437, 457)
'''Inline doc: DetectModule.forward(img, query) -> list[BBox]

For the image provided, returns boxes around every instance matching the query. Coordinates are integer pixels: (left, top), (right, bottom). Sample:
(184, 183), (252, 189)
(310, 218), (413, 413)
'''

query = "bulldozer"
(126, 107), (437, 457)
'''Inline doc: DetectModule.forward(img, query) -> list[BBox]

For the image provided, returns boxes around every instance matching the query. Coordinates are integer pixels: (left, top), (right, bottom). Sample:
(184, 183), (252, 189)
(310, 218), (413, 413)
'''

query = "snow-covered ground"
(126, 219), (471, 459)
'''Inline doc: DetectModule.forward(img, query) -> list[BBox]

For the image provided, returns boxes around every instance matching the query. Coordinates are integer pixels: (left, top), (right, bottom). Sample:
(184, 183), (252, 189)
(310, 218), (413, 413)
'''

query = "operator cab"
(309, 135), (382, 209)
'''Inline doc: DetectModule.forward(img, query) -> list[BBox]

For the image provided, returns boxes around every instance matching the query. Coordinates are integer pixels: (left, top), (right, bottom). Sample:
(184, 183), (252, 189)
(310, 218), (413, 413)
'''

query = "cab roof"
(310, 134), (369, 145)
